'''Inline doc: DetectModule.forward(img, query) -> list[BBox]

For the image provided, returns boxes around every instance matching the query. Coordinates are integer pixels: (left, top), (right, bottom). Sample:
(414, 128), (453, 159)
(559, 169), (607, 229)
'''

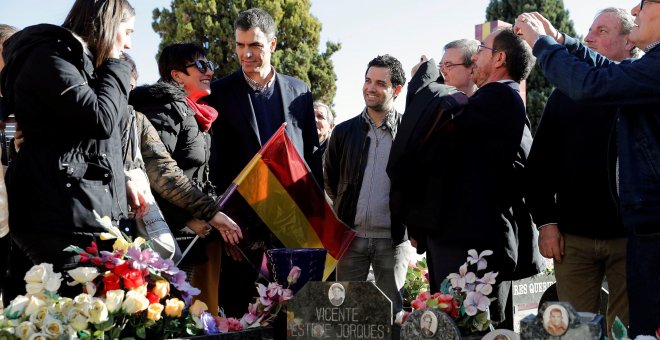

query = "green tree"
(485, 0), (576, 132)
(152, 0), (340, 105)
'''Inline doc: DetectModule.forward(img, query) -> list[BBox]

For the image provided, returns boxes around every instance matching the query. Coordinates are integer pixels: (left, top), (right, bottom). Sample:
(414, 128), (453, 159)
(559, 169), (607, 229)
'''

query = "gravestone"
(400, 309), (460, 340)
(519, 301), (605, 340)
(512, 273), (556, 308)
(481, 329), (520, 340)
(287, 281), (392, 339)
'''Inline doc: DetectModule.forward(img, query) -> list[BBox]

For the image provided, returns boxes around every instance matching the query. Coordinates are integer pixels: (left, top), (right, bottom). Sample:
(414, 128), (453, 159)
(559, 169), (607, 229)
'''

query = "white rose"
(24, 264), (61, 294)
(121, 290), (149, 314)
(67, 267), (99, 285)
(52, 298), (74, 317)
(28, 306), (49, 328)
(24, 264), (47, 284)
(42, 316), (64, 338)
(67, 308), (89, 332)
(73, 294), (93, 313)
(88, 299), (109, 324)
(27, 332), (48, 340)
(104, 290), (125, 314)
(16, 321), (37, 340)
(5, 295), (29, 318)
(24, 296), (47, 317)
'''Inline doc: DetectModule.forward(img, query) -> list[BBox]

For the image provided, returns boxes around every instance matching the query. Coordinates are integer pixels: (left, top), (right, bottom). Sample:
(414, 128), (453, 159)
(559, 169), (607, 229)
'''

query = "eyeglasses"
(478, 44), (498, 53)
(439, 61), (467, 71)
(641, 0), (660, 9)
(185, 60), (217, 74)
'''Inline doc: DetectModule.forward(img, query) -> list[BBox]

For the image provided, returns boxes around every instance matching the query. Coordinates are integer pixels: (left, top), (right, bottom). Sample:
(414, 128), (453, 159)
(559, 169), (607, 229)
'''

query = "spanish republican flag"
(222, 124), (356, 280)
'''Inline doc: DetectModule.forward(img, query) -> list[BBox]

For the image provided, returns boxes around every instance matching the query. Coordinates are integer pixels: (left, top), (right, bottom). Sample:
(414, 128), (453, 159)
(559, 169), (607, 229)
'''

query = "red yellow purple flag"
(222, 123), (356, 280)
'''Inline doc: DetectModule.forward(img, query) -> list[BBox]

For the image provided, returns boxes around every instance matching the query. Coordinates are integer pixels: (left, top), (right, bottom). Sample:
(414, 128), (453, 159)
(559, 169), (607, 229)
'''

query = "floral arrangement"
(402, 258), (430, 308)
(408, 249), (497, 335)
(0, 212), (299, 339)
(214, 266), (298, 333)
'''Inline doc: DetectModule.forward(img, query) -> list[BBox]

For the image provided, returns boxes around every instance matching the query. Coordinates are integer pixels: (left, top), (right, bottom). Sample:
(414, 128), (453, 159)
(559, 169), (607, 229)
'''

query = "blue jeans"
(336, 237), (408, 316)
(627, 230), (660, 337)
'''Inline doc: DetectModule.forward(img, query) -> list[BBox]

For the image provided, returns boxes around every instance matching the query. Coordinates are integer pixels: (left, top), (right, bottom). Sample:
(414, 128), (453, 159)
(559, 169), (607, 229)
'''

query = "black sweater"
(526, 90), (625, 239)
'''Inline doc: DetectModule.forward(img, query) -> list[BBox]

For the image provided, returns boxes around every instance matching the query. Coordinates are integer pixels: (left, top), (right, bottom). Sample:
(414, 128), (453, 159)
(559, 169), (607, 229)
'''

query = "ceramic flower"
(24, 263), (62, 295)
(467, 249), (493, 271)
(463, 291), (490, 316)
(447, 263), (476, 290)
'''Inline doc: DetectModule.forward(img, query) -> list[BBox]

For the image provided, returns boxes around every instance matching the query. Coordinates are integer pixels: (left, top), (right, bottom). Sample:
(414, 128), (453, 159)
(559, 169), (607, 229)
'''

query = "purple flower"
(200, 311), (219, 335)
(127, 247), (157, 270)
(464, 291), (490, 316)
(467, 249), (493, 271)
(477, 271), (498, 285)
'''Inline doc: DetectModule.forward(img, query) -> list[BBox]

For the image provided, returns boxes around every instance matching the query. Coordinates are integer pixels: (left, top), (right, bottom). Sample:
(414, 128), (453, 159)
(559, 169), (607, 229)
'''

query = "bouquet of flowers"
(402, 258), (430, 308)
(214, 266), (298, 333)
(409, 249), (497, 335)
(0, 213), (220, 339)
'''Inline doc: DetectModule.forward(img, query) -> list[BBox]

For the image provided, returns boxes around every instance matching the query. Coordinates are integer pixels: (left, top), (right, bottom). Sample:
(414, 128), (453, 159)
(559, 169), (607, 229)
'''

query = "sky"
(0, 0), (635, 123)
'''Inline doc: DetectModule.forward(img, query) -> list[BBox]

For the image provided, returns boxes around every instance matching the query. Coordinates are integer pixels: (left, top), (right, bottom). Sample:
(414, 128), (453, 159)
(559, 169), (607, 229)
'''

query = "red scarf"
(185, 97), (218, 132)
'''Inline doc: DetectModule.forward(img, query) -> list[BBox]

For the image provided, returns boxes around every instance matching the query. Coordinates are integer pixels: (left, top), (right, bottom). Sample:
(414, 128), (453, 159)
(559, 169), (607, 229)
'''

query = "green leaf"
(135, 326), (146, 339)
(611, 316), (627, 340)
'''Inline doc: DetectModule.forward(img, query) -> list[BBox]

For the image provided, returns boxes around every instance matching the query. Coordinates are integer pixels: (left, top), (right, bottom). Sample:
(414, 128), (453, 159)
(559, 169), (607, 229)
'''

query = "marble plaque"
(520, 301), (605, 339)
(287, 281), (392, 339)
(400, 309), (460, 340)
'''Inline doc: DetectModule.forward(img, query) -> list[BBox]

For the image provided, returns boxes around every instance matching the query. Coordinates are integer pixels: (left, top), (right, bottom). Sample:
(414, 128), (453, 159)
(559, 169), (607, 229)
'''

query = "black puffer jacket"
(0, 24), (130, 235)
(129, 82), (213, 230)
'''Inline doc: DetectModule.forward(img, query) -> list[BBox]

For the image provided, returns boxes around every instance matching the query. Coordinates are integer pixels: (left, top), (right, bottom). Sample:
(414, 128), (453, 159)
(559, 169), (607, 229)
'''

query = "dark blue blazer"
(206, 70), (319, 192)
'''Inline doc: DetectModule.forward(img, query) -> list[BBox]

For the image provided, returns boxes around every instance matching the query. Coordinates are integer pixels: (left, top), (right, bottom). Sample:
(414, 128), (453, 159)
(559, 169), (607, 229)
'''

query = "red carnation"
(120, 267), (145, 290)
(146, 292), (160, 305)
(103, 273), (121, 292)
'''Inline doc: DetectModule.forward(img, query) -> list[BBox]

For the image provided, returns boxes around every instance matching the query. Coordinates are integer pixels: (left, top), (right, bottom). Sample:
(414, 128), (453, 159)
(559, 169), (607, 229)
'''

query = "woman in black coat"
(0, 0), (136, 272)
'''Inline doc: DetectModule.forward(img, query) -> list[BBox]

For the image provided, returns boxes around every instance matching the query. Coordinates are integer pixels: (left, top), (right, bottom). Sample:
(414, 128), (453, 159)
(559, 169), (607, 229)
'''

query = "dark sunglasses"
(185, 60), (216, 73)
(641, 0), (660, 9)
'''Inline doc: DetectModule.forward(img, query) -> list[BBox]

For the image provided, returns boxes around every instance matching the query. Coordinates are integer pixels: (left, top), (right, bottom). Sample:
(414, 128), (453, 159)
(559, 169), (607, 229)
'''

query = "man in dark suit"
(406, 28), (543, 330)
(205, 8), (319, 316)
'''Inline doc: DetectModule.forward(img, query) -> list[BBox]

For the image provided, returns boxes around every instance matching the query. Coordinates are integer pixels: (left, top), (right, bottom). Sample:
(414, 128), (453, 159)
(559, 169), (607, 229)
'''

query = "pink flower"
(417, 291), (431, 301)
(464, 291), (490, 316)
(287, 266), (301, 285)
(217, 317), (243, 333)
(477, 271), (498, 285)
(447, 263), (476, 290)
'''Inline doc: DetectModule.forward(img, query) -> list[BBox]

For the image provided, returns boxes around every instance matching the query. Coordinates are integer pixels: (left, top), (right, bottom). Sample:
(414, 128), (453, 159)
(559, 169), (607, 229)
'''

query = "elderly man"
(439, 39), (479, 97)
(310, 101), (333, 184)
(526, 8), (637, 337)
(516, 2), (660, 335)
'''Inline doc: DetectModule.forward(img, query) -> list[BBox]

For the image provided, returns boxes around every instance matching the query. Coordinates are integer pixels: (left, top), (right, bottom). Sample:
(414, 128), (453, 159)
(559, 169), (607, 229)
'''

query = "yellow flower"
(112, 238), (130, 252)
(164, 298), (184, 317)
(132, 237), (146, 248)
(27, 332), (48, 340)
(122, 290), (150, 314)
(189, 300), (208, 317)
(16, 321), (37, 339)
(146, 303), (164, 321)
(152, 280), (170, 299)
(133, 283), (148, 296)
(88, 299), (109, 324)
(42, 316), (64, 338)
(104, 290), (125, 314)
(67, 308), (89, 331)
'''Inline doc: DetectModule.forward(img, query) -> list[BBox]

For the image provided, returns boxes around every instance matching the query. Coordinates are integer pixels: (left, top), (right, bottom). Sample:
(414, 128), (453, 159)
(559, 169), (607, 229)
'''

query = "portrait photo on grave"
(543, 304), (569, 336)
(328, 282), (346, 306)
(482, 328), (519, 340)
(312, 323), (325, 338)
(420, 310), (438, 337)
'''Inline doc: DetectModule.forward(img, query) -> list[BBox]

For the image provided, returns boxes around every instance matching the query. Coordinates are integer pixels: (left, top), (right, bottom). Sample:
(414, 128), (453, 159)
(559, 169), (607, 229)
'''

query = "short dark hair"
(234, 8), (276, 38)
(120, 52), (138, 82)
(492, 27), (534, 83)
(158, 43), (207, 83)
(365, 54), (406, 89)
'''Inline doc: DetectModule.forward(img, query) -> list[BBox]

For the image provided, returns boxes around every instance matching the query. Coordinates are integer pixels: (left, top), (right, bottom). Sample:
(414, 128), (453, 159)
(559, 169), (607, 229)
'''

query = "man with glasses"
(516, 1), (660, 335)
(205, 8), (319, 317)
(526, 8), (637, 338)
(439, 39), (479, 97)
(423, 27), (542, 330)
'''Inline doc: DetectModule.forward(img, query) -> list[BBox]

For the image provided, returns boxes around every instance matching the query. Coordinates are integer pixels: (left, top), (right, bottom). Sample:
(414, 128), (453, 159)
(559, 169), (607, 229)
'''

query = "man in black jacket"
(404, 28), (542, 330)
(526, 8), (637, 335)
(324, 55), (408, 330)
